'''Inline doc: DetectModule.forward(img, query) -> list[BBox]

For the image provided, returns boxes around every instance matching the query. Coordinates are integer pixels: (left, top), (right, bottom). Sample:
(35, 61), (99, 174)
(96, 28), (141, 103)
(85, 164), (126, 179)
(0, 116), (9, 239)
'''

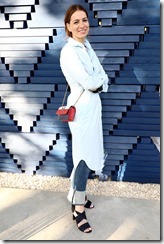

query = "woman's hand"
(89, 85), (103, 93)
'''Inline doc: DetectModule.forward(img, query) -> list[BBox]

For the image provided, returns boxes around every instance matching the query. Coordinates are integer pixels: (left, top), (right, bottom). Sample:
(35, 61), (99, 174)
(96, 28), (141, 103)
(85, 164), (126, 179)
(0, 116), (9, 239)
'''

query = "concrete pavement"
(0, 187), (160, 241)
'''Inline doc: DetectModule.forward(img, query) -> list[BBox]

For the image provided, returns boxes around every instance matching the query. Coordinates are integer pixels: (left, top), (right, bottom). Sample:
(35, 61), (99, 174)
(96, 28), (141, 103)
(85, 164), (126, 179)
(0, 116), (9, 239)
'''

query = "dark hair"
(64, 4), (89, 37)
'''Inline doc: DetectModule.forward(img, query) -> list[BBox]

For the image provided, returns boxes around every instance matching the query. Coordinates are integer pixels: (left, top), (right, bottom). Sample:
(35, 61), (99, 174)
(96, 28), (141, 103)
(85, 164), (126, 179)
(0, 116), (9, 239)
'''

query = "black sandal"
(84, 197), (94, 209)
(84, 199), (94, 209)
(72, 205), (92, 233)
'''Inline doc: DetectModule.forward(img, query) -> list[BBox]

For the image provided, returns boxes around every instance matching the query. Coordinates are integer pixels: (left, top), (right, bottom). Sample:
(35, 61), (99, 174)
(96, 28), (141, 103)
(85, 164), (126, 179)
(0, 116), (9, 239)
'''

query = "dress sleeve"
(91, 49), (110, 93)
(60, 46), (108, 91)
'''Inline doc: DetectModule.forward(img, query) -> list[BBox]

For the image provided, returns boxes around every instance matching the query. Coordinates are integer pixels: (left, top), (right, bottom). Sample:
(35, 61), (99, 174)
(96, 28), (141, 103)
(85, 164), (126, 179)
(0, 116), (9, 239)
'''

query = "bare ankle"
(75, 205), (85, 213)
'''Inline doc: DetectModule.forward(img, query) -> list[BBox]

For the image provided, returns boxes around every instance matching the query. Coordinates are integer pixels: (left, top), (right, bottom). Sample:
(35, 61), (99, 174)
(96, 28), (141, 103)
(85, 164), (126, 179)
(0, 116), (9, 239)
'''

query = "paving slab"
(0, 188), (160, 241)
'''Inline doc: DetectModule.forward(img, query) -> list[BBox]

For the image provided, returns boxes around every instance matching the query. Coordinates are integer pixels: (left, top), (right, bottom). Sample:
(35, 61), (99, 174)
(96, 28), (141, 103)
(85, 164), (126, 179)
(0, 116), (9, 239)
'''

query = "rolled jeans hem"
(72, 190), (86, 205)
(67, 160), (90, 205)
(67, 186), (86, 205)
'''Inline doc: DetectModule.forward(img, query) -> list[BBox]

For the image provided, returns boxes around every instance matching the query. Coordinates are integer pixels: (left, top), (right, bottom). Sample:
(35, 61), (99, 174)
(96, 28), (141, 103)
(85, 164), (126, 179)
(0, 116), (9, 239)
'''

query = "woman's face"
(67, 10), (89, 44)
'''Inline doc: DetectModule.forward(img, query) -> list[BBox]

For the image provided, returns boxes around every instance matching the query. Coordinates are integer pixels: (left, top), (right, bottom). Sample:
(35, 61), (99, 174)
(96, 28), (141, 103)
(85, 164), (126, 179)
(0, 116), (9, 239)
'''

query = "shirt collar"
(68, 37), (91, 49)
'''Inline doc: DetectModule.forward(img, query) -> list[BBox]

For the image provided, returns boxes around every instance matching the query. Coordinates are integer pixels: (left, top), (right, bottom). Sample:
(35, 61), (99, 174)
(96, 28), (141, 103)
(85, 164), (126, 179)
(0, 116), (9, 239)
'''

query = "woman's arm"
(91, 49), (110, 93)
(60, 46), (107, 91)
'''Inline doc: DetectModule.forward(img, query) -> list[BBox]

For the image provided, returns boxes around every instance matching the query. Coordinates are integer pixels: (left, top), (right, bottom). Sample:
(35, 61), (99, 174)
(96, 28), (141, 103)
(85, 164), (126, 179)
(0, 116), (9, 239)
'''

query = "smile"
(79, 29), (87, 33)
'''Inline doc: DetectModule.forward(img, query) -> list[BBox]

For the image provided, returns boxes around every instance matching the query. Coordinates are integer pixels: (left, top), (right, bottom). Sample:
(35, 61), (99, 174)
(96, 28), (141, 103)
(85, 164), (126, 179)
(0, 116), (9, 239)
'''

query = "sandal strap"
(75, 210), (87, 224)
(73, 210), (91, 233)
(79, 222), (91, 233)
(84, 199), (94, 209)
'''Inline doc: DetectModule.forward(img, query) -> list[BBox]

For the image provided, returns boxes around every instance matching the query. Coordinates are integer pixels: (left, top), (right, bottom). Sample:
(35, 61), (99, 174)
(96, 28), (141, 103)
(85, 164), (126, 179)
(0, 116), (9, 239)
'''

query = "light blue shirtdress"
(60, 37), (109, 175)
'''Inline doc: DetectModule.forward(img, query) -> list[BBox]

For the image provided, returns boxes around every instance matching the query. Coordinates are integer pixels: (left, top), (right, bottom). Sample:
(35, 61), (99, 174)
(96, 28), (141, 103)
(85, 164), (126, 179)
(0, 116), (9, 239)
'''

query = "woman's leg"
(71, 160), (91, 205)
(70, 160), (92, 233)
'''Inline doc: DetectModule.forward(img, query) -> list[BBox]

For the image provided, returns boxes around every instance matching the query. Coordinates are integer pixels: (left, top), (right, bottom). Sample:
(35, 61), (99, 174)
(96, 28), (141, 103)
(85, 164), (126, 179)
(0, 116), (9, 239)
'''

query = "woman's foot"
(72, 205), (92, 233)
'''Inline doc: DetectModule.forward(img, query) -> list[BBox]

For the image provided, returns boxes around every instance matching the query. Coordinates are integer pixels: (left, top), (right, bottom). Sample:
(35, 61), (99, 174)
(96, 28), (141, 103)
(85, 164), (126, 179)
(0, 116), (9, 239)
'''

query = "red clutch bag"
(56, 106), (76, 122)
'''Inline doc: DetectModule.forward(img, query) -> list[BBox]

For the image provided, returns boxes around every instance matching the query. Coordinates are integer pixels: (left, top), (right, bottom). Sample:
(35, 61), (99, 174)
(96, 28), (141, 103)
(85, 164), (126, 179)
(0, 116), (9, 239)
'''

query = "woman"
(60, 4), (109, 233)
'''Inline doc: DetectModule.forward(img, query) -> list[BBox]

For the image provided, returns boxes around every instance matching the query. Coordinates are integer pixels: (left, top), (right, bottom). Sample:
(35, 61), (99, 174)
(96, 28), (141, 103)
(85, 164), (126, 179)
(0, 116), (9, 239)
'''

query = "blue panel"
(112, 136), (160, 183)
(89, 35), (140, 42)
(93, 3), (122, 11)
(89, 26), (145, 35)
(117, 0), (160, 25)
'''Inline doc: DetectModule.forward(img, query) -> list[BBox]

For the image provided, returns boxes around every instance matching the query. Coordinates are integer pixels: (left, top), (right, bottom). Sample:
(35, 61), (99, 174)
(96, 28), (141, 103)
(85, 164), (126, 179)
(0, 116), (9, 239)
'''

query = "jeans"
(67, 160), (91, 205)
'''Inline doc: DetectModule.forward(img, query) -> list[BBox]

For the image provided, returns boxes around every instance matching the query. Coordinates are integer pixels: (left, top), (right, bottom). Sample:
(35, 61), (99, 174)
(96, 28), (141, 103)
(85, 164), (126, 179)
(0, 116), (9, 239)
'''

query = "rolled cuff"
(67, 186), (86, 205)
(72, 190), (86, 205)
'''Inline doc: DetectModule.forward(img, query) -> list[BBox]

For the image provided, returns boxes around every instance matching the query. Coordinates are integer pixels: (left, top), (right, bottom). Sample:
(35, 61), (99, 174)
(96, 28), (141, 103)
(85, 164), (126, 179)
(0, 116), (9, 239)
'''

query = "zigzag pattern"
(0, 0), (160, 182)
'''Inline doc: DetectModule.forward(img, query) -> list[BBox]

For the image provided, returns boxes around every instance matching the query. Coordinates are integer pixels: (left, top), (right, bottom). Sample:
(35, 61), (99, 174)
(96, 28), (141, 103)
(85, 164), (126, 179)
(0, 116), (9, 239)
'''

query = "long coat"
(60, 37), (109, 175)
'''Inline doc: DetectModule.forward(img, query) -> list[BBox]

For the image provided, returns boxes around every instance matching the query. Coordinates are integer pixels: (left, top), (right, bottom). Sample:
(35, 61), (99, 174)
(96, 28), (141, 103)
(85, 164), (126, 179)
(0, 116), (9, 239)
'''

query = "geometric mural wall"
(0, 0), (160, 183)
